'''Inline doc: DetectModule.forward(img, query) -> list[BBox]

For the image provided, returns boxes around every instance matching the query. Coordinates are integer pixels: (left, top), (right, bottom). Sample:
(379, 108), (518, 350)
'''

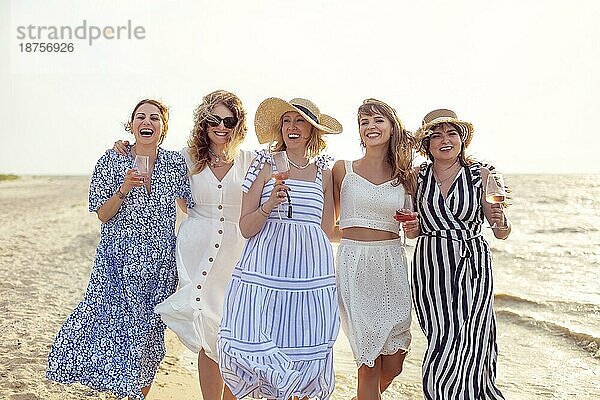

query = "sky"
(1, 0), (599, 175)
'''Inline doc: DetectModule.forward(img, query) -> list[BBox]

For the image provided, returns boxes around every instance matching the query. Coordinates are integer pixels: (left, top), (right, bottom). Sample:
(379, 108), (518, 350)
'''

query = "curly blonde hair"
(358, 98), (416, 193)
(187, 90), (247, 174)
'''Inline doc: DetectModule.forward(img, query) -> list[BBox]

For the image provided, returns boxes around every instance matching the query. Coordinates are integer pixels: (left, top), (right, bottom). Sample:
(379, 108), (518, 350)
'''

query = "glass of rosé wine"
(270, 151), (292, 218)
(395, 194), (415, 245)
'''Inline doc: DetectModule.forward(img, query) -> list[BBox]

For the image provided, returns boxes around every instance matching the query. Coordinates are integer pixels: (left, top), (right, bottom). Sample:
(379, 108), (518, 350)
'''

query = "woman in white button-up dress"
(115, 90), (253, 400)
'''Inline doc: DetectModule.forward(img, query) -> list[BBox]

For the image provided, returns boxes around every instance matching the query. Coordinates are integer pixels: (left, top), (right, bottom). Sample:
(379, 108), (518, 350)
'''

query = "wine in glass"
(395, 194), (416, 223)
(395, 194), (416, 245)
(485, 170), (506, 228)
(270, 151), (292, 218)
(271, 151), (290, 182)
(134, 155), (149, 183)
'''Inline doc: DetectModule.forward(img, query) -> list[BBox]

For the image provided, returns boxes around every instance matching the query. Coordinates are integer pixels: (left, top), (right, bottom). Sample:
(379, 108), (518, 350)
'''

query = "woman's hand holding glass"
(399, 194), (420, 241)
(121, 168), (145, 194)
(263, 182), (291, 213)
(489, 203), (506, 228)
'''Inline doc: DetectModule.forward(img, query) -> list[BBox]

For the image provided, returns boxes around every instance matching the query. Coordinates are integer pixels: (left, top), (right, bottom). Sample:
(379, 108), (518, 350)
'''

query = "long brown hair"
(358, 98), (416, 193)
(187, 90), (247, 174)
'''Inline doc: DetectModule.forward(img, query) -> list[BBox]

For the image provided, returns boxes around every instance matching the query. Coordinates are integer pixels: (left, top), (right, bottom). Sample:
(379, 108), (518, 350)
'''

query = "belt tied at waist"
(422, 229), (482, 278)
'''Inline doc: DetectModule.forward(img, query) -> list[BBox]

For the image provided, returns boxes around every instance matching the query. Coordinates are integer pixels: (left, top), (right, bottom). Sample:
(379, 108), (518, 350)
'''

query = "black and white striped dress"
(412, 162), (504, 400)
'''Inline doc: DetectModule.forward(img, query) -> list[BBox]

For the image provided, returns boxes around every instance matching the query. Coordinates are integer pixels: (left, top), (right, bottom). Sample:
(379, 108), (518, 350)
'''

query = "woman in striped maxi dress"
(403, 109), (511, 399)
(218, 97), (342, 400)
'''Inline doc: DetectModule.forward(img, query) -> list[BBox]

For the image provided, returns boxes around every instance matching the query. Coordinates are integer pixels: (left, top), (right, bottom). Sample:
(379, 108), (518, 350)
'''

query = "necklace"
(432, 159), (460, 187)
(208, 148), (230, 168)
(287, 154), (311, 170)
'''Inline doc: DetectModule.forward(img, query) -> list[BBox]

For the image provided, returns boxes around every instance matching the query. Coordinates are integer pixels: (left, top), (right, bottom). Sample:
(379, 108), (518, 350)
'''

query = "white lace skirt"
(336, 238), (412, 368)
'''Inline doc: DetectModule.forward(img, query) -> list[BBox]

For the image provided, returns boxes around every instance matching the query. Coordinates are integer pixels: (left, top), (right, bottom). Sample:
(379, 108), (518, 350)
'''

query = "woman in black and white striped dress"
(403, 109), (511, 399)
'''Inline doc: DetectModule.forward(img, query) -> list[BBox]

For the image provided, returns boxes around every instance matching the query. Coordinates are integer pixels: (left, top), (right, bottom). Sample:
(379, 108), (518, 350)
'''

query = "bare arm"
(176, 198), (188, 214)
(239, 163), (288, 239)
(329, 160), (346, 243)
(480, 167), (511, 240)
(403, 165), (421, 239)
(96, 168), (143, 223)
(321, 168), (336, 240)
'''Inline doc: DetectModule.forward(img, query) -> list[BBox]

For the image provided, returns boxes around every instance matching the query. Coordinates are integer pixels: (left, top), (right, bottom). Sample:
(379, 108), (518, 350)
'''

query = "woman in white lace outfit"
(332, 98), (415, 400)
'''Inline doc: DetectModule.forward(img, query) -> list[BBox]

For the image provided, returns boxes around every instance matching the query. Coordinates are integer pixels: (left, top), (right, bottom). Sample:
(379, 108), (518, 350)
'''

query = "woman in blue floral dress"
(46, 99), (194, 400)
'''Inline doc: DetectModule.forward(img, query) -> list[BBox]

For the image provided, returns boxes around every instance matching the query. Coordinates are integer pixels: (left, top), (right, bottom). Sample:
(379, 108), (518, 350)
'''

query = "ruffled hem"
(46, 371), (147, 400)
(218, 332), (336, 400)
(355, 344), (411, 368)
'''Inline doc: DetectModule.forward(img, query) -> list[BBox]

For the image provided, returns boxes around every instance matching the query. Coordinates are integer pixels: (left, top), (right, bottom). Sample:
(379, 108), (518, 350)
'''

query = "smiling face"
(131, 102), (164, 147)
(206, 103), (236, 147)
(428, 122), (463, 161)
(281, 111), (313, 151)
(359, 112), (393, 148)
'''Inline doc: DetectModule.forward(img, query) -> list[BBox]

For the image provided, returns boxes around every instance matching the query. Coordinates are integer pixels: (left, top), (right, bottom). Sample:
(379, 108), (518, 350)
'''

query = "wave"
(494, 293), (546, 309)
(496, 309), (600, 359)
(531, 227), (598, 234)
(494, 293), (600, 315)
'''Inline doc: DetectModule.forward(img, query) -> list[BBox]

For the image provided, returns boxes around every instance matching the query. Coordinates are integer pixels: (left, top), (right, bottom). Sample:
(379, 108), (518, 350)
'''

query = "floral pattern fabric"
(46, 148), (194, 400)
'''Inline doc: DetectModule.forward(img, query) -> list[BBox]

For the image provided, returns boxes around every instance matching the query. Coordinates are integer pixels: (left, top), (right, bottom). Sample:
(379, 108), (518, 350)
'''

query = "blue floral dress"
(46, 148), (194, 400)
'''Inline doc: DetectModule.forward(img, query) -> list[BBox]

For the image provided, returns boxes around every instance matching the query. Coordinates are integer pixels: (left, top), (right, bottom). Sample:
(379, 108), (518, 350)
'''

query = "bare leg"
(198, 349), (228, 400)
(357, 357), (382, 400)
(379, 350), (407, 393)
(141, 384), (151, 398)
(222, 384), (236, 400)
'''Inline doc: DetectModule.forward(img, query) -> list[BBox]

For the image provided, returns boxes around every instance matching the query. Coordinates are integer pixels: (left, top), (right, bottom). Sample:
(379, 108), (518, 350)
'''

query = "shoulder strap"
(241, 150), (271, 193)
(344, 160), (354, 173)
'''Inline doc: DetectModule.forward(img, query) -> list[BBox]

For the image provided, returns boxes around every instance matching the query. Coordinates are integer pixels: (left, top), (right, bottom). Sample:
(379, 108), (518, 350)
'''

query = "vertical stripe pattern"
(412, 162), (505, 400)
(218, 160), (340, 400)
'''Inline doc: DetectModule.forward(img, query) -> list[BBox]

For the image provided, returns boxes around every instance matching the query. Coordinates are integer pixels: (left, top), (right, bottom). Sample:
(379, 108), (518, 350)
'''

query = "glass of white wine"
(485, 170), (506, 228)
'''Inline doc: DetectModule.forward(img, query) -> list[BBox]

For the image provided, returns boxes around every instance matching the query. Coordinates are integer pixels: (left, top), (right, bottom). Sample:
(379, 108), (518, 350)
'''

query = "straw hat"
(414, 109), (474, 154)
(254, 97), (343, 144)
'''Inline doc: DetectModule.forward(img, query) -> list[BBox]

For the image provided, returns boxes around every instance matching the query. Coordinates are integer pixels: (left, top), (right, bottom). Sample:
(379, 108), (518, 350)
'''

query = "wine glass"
(270, 151), (292, 218)
(134, 155), (149, 184)
(485, 170), (506, 228)
(395, 194), (416, 245)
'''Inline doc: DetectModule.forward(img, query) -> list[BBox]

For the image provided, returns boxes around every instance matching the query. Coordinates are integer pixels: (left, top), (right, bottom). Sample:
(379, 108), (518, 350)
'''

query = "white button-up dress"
(155, 148), (254, 361)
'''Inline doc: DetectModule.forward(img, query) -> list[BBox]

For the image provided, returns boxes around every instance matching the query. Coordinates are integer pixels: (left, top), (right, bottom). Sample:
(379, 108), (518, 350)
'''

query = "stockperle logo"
(16, 20), (146, 46)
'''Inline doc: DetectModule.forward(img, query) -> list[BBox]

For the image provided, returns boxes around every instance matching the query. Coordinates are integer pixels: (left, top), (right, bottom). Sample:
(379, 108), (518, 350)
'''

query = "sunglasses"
(207, 115), (238, 129)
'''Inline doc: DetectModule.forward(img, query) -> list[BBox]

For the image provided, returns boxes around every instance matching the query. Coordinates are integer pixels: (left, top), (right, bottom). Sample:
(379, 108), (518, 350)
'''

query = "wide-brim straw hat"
(414, 109), (474, 155)
(254, 97), (343, 144)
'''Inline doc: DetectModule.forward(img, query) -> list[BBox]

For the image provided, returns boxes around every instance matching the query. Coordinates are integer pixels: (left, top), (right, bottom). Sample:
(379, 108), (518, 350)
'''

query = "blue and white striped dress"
(218, 152), (340, 400)
(412, 162), (505, 400)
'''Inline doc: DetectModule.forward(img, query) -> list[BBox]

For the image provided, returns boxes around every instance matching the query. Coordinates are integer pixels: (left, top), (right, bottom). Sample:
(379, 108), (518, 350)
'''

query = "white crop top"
(338, 160), (405, 234)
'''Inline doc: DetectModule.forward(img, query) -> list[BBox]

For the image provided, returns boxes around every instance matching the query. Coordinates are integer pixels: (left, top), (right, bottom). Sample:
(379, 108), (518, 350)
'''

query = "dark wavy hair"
(125, 99), (169, 145)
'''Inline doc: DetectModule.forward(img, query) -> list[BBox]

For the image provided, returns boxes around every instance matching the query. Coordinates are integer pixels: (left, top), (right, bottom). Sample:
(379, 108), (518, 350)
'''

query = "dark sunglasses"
(207, 115), (238, 129)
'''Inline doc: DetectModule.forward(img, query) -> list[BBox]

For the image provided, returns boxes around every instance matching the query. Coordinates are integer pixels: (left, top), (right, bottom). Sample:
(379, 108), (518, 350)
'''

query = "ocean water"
(482, 174), (600, 398)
